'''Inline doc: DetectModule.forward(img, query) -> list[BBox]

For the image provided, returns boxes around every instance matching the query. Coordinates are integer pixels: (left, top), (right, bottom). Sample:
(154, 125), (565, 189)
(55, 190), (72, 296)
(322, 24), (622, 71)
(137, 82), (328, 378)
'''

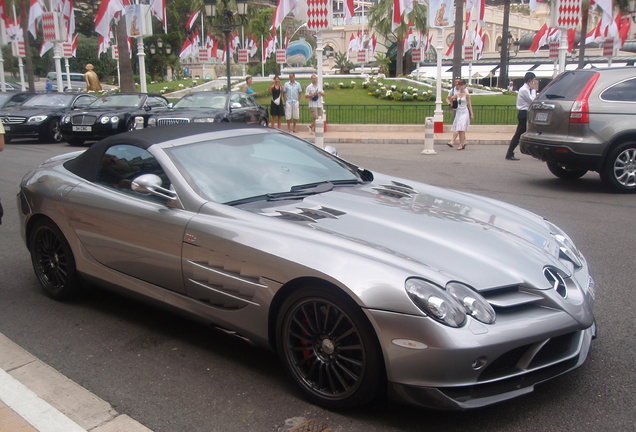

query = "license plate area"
(72, 125), (92, 132)
(534, 111), (549, 123)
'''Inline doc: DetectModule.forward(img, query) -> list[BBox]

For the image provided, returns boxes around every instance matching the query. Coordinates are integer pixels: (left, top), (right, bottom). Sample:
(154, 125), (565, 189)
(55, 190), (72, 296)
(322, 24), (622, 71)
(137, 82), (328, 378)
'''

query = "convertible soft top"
(64, 123), (265, 182)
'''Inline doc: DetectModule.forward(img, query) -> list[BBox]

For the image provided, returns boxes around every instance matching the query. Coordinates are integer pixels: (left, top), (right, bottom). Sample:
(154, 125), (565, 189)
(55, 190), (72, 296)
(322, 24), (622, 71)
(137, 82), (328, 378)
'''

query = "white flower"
(385, 90), (392, 97)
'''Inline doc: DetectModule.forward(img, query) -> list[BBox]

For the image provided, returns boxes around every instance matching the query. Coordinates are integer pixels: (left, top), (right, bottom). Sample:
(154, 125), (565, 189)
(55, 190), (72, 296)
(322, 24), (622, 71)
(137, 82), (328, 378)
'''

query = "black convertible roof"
(64, 123), (265, 181)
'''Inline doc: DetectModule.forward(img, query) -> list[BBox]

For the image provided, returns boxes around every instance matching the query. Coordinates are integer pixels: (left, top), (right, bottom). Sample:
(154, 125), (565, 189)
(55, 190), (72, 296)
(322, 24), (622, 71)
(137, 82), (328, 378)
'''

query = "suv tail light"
(570, 73), (600, 124)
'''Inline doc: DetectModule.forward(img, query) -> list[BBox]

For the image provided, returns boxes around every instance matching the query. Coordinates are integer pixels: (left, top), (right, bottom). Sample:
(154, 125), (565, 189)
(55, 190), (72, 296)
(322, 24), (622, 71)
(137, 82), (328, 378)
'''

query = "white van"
(46, 72), (85, 92)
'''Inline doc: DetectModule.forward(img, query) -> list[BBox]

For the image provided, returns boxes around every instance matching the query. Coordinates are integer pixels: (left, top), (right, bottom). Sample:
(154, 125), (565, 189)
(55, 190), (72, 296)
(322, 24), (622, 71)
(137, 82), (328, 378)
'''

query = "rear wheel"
(601, 142), (636, 193)
(259, 117), (268, 127)
(546, 161), (588, 180)
(29, 220), (81, 300)
(276, 286), (384, 410)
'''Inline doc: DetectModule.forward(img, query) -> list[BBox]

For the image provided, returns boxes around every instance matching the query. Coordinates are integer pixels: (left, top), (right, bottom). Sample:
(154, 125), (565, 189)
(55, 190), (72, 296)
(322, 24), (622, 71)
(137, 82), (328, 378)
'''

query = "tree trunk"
(19, 0), (35, 93)
(499, 0), (511, 89)
(578, 2), (589, 69)
(452, 0), (464, 80)
(396, 37), (404, 76)
(116, 19), (136, 92)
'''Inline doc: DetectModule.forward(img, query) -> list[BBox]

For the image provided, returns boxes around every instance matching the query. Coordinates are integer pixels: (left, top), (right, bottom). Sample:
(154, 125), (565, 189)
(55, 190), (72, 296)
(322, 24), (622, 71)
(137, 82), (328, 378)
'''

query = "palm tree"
(367, 0), (426, 76)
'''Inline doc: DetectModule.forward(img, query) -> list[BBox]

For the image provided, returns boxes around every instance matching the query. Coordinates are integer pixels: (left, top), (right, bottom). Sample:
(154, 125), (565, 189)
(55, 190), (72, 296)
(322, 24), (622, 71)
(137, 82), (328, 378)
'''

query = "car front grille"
(157, 118), (190, 126)
(2, 115), (26, 125)
(71, 114), (97, 126)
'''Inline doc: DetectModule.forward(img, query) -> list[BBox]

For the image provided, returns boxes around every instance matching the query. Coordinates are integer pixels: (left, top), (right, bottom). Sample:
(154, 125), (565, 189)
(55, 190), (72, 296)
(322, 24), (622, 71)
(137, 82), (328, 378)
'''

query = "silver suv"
(520, 67), (636, 192)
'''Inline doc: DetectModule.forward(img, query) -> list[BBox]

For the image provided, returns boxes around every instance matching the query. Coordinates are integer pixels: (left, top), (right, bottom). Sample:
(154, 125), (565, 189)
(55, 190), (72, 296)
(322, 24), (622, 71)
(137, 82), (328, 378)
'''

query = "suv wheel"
(546, 162), (588, 180)
(601, 142), (636, 193)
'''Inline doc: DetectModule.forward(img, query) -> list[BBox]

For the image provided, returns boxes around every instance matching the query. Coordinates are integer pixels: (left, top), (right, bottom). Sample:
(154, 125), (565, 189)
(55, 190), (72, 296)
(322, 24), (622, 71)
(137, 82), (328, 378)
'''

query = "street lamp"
(149, 38), (172, 81)
(498, 32), (519, 88)
(204, 0), (248, 92)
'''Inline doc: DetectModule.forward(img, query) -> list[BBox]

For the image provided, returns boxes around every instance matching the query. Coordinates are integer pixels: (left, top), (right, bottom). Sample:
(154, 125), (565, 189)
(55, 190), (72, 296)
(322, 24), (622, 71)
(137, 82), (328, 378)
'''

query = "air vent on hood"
(373, 181), (418, 199)
(274, 206), (346, 223)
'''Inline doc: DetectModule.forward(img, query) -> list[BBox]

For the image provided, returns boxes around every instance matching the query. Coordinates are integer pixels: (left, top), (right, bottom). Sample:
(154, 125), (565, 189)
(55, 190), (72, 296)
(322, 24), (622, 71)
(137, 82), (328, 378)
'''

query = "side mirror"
(144, 104), (151, 112)
(324, 145), (339, 156)
(131, 174), (177, 200)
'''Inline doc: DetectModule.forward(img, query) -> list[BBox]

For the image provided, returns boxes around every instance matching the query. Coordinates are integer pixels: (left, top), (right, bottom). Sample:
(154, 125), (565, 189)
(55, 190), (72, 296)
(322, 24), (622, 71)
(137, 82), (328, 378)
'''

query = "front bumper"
(60, 123), (123, 141)
(4, 123), (42, 139)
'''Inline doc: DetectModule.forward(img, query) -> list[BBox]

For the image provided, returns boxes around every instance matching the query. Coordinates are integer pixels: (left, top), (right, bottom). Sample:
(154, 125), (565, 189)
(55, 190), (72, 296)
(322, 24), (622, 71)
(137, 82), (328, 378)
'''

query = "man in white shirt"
(284, 73), (302, 133)
(506, 72), (537, 160)
(305, 74), (324, 134)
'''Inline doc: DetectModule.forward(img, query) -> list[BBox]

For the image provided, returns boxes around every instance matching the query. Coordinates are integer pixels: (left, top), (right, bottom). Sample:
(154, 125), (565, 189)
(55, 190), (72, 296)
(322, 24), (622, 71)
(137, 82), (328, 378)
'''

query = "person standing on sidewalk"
(305, 74), (324, 134)
(445, 77), (461, 146)
(284, 73), (302, 133)
(449, 80), (473, 151)
(506, 72), (537, 160)
(268, 75), (285, 129)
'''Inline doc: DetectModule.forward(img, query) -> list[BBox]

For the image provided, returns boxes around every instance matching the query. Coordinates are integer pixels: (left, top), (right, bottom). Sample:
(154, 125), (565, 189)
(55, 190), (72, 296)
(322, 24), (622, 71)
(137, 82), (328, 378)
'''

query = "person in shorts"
(305, 74), (324, 134)
(284, 73), (302, 133)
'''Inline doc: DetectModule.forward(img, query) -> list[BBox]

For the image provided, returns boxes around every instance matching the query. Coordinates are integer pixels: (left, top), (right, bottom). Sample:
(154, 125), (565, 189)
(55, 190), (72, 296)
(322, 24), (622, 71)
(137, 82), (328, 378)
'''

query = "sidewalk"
(290, 123), (515, 145)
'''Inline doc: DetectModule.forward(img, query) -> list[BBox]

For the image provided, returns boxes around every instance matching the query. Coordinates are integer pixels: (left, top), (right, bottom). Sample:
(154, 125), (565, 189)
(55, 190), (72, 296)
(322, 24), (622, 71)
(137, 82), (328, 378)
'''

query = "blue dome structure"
(286, 39), (313, 67)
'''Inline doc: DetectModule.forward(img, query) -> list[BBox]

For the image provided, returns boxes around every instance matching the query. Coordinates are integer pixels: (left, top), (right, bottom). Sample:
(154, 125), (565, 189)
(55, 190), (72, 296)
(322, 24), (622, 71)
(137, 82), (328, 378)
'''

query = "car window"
(91, 95), (144, 108)
(537, 70), (598, 101)
(97, 145), (171, 198)
(600, 78), (636, 102)
(147, 96), (168, 108)
(165, 132), (360, 204)
(22, 94), (74, 107)
(73, 95), (96, 108)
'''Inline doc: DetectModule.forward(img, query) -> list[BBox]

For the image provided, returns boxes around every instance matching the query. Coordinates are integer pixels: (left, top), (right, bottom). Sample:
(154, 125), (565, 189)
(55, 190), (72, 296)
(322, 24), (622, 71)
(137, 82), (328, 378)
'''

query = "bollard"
(134, 116), (144, 130)
(315, 116), (324, 148)
(421, 117), (437, 155)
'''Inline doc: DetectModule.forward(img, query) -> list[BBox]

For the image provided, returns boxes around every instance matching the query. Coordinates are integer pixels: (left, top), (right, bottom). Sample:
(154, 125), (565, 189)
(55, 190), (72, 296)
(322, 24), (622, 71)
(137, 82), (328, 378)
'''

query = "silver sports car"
(17, 124), (596, 410)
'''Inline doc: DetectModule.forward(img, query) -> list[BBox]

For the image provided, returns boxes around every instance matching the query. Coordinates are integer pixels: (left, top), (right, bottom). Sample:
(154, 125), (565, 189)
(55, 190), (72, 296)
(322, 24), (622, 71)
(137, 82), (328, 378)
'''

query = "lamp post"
(204, 0), (248, 92)
(498, 32), (519, 88)
(149, 38), (172, 81)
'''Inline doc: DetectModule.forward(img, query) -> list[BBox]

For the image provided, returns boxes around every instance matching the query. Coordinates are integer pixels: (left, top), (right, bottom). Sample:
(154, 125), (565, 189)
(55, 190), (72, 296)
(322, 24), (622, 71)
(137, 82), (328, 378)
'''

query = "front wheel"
(259, 117), (268, 127)
(276, 286), (384, 410)
(40, 119), (63, 143)
(546, 161), (588, 180)
(29, 220), (81, 300)
(601, 142), (636, 193)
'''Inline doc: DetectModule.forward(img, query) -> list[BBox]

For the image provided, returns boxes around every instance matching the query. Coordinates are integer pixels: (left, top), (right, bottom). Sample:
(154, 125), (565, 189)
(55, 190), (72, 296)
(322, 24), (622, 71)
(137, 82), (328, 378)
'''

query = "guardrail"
(292, 105), (517, 125)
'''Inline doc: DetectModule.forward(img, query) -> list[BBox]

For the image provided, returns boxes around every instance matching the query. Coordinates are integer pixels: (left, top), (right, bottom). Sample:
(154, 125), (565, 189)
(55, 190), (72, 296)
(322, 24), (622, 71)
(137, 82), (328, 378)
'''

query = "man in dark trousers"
(506, 72), (537, 160)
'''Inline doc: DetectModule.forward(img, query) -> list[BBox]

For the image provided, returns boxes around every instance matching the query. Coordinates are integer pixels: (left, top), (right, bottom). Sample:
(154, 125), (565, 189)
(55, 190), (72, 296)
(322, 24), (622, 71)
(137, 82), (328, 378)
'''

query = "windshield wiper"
(266, 181), (335, 200)
(545, 94), (565, 99)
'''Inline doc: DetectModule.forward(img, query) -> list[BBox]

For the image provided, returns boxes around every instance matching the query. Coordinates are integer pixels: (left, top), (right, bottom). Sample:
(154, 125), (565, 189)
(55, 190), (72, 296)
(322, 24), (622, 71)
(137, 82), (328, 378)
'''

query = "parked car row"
(0, 90), (269, 144)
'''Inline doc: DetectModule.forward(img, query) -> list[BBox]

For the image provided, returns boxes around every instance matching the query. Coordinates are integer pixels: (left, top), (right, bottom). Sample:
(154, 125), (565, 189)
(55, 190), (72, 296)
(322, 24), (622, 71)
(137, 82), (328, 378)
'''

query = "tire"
(600, 142), (636, 193)
(40, 119), (63, 143)
(276, 286), (384, 410)
(546, 161), (588, 180)
(259, 117), (268, 127)
(29, 220), (81, 300)
(126, 119), (137, 132)
(67, 139), (85, 146)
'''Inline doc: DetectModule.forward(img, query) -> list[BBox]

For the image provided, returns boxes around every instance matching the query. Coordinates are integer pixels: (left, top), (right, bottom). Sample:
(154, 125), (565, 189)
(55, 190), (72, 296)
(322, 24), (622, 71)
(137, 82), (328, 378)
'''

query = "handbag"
(311, 94), (319, 102)
(452, 99), (458, 109)
(273, 96), (281, 105)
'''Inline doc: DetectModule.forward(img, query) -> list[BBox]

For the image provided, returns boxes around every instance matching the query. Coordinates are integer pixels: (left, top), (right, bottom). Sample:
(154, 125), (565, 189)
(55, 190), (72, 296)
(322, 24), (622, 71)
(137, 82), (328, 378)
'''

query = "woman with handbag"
(268, 75), (285, 129)
(450, 80), (474, 151)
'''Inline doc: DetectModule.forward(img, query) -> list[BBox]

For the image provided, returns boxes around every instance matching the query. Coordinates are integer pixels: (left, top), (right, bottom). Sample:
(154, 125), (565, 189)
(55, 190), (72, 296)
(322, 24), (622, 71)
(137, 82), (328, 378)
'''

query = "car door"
(65, 144), (193, 294)
(228, 93), (252, 123)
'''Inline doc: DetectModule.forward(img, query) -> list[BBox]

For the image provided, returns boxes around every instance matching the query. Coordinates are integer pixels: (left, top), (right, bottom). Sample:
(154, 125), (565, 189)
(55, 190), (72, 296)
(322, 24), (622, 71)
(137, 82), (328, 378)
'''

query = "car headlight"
(27, 115), (48, 123)
(110, 116), (119, 123)
(446, 282), (496, 324)
(193, 118), (215, 123)
(62, 115), (70, 124)
(405, 279), (466, 327)
(147, 118), (156, 126)
(100, 116), (110, 124)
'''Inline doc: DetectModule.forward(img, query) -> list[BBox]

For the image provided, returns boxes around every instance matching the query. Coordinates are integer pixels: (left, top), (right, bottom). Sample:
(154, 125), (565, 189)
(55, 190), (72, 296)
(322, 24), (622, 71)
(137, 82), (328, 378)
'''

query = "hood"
(73, 106), (142, 115)
(247, 173), (580, 292)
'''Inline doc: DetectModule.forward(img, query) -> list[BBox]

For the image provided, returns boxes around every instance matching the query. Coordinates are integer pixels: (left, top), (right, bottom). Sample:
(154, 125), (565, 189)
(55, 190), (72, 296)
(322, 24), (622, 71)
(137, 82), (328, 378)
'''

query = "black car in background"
(60, 93), (171, 145)
(0, 92), (35, 108)
(0, 92), (97, 143)
(147, 91), (268, 128)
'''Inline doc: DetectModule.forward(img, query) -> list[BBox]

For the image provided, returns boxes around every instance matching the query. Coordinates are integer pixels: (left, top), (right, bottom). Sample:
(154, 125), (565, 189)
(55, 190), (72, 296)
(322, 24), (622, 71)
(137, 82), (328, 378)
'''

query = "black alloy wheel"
(277, 287), (384, 409)
(29, 220), (81, 300)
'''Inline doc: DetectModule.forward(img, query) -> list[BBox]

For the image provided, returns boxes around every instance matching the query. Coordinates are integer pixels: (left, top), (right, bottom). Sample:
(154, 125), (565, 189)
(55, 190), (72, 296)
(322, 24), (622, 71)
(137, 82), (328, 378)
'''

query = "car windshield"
(173, 94), (227, 109)
(89, 94), (145, 108)
(165, 132), (362, 204)
(21, 94), (74, 107)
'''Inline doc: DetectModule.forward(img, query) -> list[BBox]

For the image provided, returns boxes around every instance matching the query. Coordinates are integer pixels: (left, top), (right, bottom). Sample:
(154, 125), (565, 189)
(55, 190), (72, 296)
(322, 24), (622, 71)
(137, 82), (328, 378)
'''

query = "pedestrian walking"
(284, 73), (302, 133)
(45, 78), (53, 93)
(449, 80), (473, 151)
(445, 77), (461, 146)
(506, 72), (537, 160)
(305, 74), (324, 134)
(268, 75), (285, 129)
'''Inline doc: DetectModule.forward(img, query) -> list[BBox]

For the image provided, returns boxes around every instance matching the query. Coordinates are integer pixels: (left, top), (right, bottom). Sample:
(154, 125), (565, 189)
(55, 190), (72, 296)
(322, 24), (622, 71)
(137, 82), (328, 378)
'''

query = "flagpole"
(201, 11), (206, 79)
(434, 27), (444, 134)
(261, 35), (265, 78)
(0, 15), (6, 92)
(12, 6), (25, 91)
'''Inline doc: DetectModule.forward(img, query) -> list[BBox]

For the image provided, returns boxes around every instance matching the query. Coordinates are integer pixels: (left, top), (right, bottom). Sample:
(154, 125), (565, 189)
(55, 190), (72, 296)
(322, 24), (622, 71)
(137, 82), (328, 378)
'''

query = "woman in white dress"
(450, 80), (474, 150)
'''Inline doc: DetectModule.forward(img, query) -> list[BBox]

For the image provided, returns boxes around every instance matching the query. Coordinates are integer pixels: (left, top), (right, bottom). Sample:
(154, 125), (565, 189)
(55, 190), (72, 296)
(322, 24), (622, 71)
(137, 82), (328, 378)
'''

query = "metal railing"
(293, 105), (518, 125)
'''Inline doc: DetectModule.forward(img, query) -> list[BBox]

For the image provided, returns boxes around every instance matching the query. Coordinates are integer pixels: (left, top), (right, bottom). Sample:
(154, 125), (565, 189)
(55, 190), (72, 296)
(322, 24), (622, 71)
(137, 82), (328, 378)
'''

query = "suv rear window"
(537, 70), (598, 101)
(601, 78), (636, 102)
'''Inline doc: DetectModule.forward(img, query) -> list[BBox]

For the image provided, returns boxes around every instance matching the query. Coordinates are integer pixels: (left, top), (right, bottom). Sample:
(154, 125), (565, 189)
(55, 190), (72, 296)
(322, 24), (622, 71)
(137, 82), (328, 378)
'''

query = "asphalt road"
(1, 139), (634, 432)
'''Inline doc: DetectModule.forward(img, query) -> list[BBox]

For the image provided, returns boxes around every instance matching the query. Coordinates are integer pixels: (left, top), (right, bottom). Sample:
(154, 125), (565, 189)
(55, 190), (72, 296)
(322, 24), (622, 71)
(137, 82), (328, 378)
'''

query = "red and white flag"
(179, 37), (193, 59)
(272, 0), (298, 30)
(344, 0), (355, 24)
(95, 0), (126, 39)
(392, 0), (413, 31)
(28, 0), (46, 38)
(150, 0), (166, 33)
(529, 23), (548, 54)
(186, 9), (200, 30)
